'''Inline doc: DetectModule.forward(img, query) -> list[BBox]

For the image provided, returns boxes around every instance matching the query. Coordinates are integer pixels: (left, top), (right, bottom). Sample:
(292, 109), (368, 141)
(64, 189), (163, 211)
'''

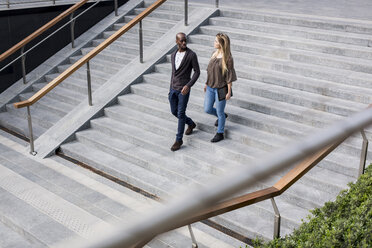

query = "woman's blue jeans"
(204, 85), (226, 133)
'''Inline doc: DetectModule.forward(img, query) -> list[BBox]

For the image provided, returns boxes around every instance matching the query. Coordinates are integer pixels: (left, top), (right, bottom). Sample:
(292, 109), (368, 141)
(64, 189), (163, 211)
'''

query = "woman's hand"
(226, 92), (231, 100)
(204, 84), (207, 92)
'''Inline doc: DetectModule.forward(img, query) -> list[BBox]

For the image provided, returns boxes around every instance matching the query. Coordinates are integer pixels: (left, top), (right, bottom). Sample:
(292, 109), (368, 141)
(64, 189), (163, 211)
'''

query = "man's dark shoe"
(185, 123), (196, 135)
(214, 113), (228, 127)
(211, 133), (224, 143)
(171, 140), (183, 151)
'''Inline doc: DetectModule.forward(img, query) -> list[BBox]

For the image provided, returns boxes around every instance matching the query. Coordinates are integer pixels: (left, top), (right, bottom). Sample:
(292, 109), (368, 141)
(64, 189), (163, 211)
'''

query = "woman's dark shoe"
(211, 133), (224, 143)
(185, 122), (196, 135)
(171, 140), (183, 151)
(214, 113), (228, 127)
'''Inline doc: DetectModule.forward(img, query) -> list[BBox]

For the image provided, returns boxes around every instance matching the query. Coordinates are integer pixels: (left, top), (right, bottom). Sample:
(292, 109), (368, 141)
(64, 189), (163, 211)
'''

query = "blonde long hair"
(213, 33), (232, 76)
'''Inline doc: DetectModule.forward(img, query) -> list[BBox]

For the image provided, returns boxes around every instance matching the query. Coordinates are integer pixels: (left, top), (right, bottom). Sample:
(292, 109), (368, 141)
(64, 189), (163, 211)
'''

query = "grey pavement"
(190, 0), (372, 21)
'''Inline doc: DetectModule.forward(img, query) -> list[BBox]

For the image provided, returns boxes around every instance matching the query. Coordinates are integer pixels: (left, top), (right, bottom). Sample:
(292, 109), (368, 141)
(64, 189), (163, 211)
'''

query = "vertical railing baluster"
(139, 20), (143, 63)
(21, 46), (27, 84)
(27, 106), (37, 155)
(53, 0), (56, 5)
(271, 198), (281, 239)
(215, 0), (219, 8)
(86, 61), (93, 106)
(359, 130), (369, 177)
(114, 0), (118, 16)
(7, 0), (10, 8)
(187, 224), (198, 248)
(184, 0), (188, 26)
(70, 12), (76, 48)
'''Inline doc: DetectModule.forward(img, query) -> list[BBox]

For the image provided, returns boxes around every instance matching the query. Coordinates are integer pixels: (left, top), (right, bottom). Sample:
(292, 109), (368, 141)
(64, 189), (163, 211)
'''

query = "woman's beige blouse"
(206, 57), (237, 89)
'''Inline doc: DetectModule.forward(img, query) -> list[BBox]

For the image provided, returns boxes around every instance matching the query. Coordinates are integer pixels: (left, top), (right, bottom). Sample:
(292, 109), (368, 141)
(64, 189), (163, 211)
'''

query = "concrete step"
(133, 8), (183, 21)
(55, 64), (110, 84)
(46, 156), (243, 248)
(133, 76), (315, 138)
(62, 115), (317, 240)
(122, 87), (361, 179)
(0, 135), (241, 248)
(123, 85), (354, 196)
(5, 103), (59, 130)
(19, 92), (74, 118)
(69, 55), (122, 75)
(187, 36), (372, 76)
(183, 58), (369, 113)
(112, 22), (166, 39)
(0, 220), (40, 248)
(145, 71), (343, 128)
(32, 82), (85, 106)
(44, 73), (101, 95)
(0, 111), (45, 139)
(0, 164), (107, 246)
(92, 38), (140, 55)
(102, 31), (154, 47)
(198, 25), (372, 60)
(124, 15), (175, 30)
(188, 34), (372, 90)
(190, 45), (372, 98)
(219, 9), (372, 35)
(60, 138), (180, 199)
(89, 114), (240, 176)
(209, 16), (372, 47)
(144, 0), (195, 13)
(74, 128), (212, 185)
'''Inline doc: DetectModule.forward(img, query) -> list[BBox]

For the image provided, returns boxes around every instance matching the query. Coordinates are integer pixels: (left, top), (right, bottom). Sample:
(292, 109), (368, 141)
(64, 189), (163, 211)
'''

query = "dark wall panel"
(0, 0), (128, 93)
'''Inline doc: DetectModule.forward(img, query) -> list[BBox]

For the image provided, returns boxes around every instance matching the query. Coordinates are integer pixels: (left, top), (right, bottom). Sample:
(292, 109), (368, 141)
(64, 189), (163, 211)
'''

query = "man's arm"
(186, 52), (200, 88)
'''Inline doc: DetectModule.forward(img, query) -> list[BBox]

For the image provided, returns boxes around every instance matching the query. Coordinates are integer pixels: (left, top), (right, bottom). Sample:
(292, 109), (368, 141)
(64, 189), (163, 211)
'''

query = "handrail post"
(114, 0), (118, 16)
(7, 0), (10, 8)
(270, 198), (281, 239)
(86, 61), (93, 106)
(139, 20), (143, 63)
(359, 130), (369, 177)
(53, 0), (56, 5)
(26, 106), (37, 156)
(70, 12), (76, 48)
(184, 0), (188, 26)
(187, 224), (198, 248)
(215, 0), (219, 8)
(21, 46), (27, 84)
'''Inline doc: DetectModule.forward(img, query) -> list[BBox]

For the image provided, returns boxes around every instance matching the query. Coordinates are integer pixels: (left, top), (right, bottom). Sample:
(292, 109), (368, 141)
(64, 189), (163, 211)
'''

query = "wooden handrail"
(0, 0), (89, 63)
(13, 0), (168, 109)
(163, 137), (347, 232)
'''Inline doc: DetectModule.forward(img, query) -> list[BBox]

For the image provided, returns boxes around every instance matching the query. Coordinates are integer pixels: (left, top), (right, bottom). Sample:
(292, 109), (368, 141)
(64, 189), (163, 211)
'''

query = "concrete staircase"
(58, 5), (372, 242)
(0, 0), (184, 140)
(0, 132), (240, 248)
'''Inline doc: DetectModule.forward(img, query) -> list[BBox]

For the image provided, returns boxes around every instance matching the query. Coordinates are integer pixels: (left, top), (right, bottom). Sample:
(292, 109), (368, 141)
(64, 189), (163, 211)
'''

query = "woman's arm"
(226, 82), (232, 100)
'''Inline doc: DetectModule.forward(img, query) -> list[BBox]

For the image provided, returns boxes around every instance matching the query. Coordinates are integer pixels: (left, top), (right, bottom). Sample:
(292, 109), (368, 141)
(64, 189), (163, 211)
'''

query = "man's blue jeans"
(204, 85), (226, 133)
(169, 88), (194, 141)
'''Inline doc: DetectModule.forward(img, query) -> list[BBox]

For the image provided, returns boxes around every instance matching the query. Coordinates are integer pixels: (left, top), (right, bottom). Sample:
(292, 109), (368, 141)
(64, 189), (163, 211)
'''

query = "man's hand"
(181, 85), (190, 95)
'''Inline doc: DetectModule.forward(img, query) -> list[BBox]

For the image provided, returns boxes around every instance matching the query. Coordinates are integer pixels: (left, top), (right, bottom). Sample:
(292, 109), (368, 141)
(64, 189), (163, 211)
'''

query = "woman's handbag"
(217, 85), (233, 101)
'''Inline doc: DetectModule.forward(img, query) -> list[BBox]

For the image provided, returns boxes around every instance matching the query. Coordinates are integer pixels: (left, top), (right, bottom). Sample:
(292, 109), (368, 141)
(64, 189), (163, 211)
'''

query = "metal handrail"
(13, 0), (168, 155)
(76, 107), (372, 248)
